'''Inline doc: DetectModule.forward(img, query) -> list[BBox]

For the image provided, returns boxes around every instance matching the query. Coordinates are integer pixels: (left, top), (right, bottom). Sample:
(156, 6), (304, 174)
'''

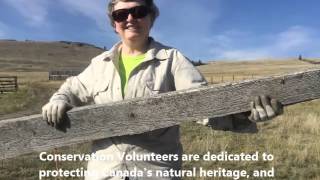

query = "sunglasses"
(112, 6), (150, 22)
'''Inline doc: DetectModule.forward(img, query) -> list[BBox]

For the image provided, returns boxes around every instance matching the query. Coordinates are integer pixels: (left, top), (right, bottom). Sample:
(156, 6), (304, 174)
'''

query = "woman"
(42, 0), (281, 179)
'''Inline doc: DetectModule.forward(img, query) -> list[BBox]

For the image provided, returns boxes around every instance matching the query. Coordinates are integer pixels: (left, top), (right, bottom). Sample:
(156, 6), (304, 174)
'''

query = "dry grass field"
(199, 59), (317, 83)
(0, 41), (319, 180)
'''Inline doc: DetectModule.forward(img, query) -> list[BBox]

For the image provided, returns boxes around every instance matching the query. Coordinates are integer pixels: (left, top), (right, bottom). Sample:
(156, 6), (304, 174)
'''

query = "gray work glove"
(247, 95), (283, 122)
(197, 95), (283, 133)
(42, 100), (73, 129)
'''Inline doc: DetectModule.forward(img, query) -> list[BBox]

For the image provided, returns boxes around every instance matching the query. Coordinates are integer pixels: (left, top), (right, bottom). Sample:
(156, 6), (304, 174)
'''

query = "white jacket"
(50, 38), (207, 179)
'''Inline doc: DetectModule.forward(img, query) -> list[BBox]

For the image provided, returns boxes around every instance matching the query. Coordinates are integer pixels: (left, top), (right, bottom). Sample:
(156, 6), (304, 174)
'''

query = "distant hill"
(0, 40), (105, 71)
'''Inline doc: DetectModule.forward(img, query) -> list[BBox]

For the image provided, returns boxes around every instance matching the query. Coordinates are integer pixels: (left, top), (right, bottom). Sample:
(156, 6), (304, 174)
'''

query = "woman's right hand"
(42, 100), (73, 128)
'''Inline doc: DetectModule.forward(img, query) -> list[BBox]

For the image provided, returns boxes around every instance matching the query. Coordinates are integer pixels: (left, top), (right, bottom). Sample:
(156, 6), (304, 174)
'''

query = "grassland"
(0, 59), (319, 179)
(199, 59), (317, 83)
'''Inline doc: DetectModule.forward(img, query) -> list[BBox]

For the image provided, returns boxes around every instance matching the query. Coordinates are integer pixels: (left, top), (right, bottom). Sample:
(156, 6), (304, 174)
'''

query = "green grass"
(0, 85), (37, 115)
(180, 100), (320, 180)
(0, 143), (91, 180)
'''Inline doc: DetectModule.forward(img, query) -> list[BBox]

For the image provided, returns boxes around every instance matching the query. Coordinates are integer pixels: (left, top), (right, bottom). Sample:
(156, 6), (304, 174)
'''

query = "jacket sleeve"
(49, 60), (98, 106)
(171, 50), (207, 91)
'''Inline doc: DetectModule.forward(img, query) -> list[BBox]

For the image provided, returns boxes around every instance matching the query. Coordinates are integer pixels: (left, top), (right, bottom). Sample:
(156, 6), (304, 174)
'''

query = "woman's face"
(113, 0), (152, 44)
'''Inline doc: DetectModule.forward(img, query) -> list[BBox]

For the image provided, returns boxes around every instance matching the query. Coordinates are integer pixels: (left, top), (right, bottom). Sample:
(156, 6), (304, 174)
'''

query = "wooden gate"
(0, 76), (18, 94)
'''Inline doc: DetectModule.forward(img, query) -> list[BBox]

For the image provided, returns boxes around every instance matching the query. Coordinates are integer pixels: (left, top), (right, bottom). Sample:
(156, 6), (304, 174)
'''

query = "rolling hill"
(0, 40), (104, 71)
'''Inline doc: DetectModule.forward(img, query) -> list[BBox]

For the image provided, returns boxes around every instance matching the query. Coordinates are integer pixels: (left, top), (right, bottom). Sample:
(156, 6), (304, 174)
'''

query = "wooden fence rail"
(1, 69), (320, 159)
(49, 70), (82, 80)
(0, 76), (18, 93)
(205, 74), (256, 84)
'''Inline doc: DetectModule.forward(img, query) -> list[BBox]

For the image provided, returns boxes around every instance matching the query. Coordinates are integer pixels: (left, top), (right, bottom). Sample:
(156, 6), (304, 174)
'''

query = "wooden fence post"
(14, 76), (18, 91)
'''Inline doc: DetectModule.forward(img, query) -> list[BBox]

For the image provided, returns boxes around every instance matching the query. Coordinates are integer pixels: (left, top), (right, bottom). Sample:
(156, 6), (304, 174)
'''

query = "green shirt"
(119, 53), (145, 97)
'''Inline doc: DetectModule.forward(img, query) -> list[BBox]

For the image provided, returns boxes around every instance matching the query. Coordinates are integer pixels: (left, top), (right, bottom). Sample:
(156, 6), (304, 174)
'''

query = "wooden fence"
(0, 76), (18, 94)
(1, 68), (320, 159)
(49, 70), (82, 80)
(205, 74), (256, 84)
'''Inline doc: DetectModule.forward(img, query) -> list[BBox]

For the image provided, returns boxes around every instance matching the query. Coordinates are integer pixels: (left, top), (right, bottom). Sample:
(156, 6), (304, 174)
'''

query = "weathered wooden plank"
(0, 84), (17, 87)
(0, 83), (16, 86)
(0, 87), (17, 93)
(0, 89), (16, 92)
(49, 75), (73, 81)
(0, 80), (16, 83)
(1, 68), (320, 159)
(0, 76), (17, 79)
(48, 70), (82, 81)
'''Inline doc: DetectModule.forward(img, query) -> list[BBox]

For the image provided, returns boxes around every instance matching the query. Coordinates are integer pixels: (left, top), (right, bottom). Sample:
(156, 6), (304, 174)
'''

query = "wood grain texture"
(1, 68), (320, 159)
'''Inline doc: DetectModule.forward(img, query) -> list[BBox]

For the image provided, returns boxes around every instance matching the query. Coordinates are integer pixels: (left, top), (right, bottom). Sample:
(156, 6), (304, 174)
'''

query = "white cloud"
(2, 0), (109, 29)
(215, 49), (270, 60)
(57, 0), (109, 30)
(0, 30), (5, 38)
(152, 0), (222, 60)
(3, 0), (49, 26)
(0, 21), (8, 38)
(2, 0), (115, 41)
(209, 26), (319, 60)
(275, 26), (313, 51)
(56, 0), (116, 41)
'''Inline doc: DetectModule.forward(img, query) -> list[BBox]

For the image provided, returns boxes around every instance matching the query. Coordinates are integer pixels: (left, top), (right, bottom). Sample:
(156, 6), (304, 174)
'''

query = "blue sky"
(0, 0), (319, 61)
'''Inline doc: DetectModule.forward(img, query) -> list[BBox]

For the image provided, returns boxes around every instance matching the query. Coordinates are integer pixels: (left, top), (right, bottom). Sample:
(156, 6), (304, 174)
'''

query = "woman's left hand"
(196, 95), (283, 132)
(247, 95), (283, 122)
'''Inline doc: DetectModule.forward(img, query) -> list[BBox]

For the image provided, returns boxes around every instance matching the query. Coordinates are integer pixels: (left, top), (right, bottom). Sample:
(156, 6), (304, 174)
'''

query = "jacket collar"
(102, 41), (121, 61)
(102, 37), (169, 62)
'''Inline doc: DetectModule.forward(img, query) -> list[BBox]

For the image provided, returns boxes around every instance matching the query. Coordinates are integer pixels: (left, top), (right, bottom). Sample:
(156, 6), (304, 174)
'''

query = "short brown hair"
(107, 0), (159, 27)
